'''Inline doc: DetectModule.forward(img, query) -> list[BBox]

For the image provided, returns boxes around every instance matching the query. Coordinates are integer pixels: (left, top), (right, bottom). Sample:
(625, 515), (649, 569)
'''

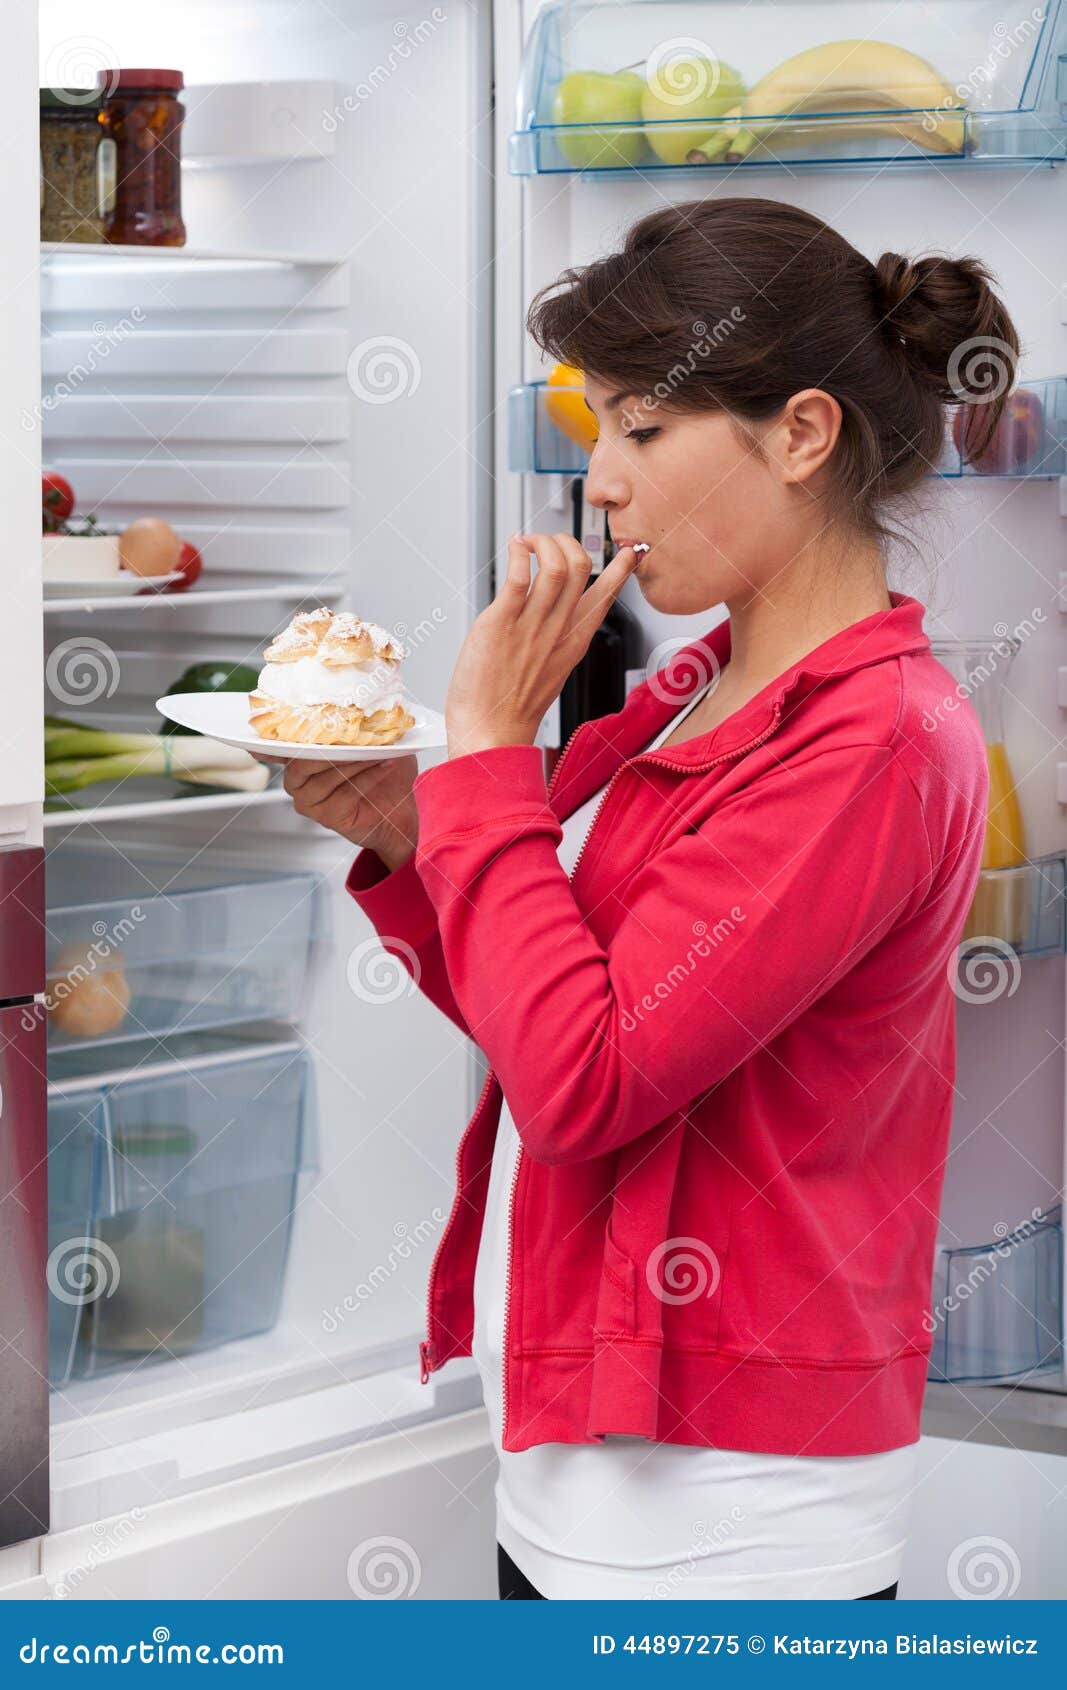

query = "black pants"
(498, 1542), (897, 1600)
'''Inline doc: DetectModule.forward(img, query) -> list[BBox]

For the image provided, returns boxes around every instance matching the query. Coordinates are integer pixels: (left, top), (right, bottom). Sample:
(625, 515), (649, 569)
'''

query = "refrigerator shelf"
(960, 853), (1067, 960)
(511, 377), (1067, 480)
(927, 1206), (1064, 1385)
(510, 1), (1067, 176)
(43, 576), (346, 616)
(46, 1031), (317, 1388)
(42, 786), (289, 831)
(41, 243), (344, 268)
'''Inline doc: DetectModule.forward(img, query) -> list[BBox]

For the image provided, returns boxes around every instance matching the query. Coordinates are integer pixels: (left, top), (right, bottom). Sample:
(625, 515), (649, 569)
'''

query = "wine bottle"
(558, 477), (645, 743)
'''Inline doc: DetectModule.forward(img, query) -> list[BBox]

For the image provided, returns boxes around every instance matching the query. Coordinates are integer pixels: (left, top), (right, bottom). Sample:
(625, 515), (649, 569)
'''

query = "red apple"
(952, 389), (1044, 475)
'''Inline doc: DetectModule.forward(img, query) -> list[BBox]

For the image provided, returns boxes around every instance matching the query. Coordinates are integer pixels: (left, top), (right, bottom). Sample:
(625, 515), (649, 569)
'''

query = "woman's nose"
(584, 441), (628, 513)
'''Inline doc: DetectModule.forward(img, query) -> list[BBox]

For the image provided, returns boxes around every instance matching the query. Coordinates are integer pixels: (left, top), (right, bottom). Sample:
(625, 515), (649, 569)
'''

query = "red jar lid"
(98, 69), (184, 92)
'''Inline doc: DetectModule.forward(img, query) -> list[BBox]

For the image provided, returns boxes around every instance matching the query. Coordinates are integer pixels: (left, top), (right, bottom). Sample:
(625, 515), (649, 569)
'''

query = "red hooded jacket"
(347, 594), (988, 1456)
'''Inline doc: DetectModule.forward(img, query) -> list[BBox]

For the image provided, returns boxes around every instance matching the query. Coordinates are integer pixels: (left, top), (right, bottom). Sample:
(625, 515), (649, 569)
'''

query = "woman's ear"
(764, 388), (844, 488)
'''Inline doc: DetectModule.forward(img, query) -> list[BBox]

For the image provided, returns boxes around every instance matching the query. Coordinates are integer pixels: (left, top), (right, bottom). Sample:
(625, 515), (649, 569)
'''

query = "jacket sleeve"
(345, 848), (473, 1039)
(411, 741), (935, 1165)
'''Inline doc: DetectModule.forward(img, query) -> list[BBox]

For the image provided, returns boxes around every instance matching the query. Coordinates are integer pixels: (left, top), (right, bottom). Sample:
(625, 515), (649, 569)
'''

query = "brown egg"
(48, 945), (131, 1038)
(119, 517), (183, 577)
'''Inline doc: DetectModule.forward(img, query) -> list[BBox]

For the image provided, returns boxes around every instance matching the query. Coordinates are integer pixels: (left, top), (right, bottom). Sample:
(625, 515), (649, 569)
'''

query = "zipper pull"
(418, 1339), (437, 1384)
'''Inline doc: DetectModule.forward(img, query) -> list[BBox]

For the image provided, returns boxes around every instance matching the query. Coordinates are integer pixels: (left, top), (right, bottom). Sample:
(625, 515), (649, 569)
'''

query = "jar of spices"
(98, 69), (186, 247)
(40, 88), (111, 244)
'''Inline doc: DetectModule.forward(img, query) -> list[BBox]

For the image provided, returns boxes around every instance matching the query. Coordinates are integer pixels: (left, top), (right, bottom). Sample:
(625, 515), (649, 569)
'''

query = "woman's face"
(581, 373), (842, 615)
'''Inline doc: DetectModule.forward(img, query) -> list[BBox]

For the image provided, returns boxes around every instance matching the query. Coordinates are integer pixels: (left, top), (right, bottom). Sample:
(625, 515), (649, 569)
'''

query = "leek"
(44, 716), (269, 796)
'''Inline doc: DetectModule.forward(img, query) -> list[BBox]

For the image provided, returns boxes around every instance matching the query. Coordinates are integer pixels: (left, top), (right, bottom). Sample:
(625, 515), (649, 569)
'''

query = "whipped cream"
(257, 655), (408, 712)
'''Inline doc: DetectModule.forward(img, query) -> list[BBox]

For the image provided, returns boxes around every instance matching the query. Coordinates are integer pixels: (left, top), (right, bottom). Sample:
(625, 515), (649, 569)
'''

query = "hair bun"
(872, 249), (1019, 404)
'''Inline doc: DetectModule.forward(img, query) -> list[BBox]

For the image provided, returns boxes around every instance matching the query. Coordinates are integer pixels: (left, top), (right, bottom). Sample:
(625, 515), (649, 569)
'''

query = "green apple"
(641, 56), (746, 165)
(551, 71), (648, 169)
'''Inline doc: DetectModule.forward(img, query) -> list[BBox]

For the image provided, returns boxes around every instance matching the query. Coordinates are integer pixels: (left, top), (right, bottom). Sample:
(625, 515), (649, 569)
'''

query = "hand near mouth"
(443, 530), (641, 759)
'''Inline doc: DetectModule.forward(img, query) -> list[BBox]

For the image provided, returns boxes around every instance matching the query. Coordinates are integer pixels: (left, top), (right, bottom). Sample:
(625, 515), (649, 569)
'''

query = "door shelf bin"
(960, 853), (1067, 959)
(45, 843), (324, 1050)
(927, 1206), (1063, 1385)
(939, 379), (1067, 479)
(511, 377), (1067, 481)
(511, 1), (1067, 177)
(509, 381), (591, 475)
(46, 1035), (316, 1387)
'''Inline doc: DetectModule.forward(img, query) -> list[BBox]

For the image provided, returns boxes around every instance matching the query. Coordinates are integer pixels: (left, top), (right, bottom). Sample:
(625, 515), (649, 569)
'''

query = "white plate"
(156, 691), (446, 761)
(44, 570), (181, 598)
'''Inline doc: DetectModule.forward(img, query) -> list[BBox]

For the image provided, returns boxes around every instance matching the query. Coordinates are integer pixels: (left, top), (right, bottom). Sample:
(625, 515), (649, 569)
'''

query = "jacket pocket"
(593, 1219), (637, 1339)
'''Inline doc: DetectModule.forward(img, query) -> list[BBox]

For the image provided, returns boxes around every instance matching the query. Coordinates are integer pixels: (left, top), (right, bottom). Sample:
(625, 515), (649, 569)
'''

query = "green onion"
(44, 717), (269, 796)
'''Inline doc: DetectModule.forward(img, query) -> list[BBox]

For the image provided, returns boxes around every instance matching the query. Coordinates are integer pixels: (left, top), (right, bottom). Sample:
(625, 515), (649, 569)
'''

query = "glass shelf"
(511, 1), (1067, 176)
(511, 377), (1067, 481)
(959, 853), (1067, 959)
(927, 1206), (1063, 1385)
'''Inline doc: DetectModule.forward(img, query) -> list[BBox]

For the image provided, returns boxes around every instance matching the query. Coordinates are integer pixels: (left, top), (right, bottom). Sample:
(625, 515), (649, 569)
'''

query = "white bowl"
(43, 533), (121, 581)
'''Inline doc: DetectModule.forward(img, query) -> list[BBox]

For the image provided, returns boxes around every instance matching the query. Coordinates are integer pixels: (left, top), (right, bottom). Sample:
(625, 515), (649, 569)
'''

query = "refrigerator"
(0, 0), (1063, 1599)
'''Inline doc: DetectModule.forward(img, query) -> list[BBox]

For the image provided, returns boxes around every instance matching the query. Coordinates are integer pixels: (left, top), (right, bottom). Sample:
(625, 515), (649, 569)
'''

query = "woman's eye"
(625, 427), (660, 445)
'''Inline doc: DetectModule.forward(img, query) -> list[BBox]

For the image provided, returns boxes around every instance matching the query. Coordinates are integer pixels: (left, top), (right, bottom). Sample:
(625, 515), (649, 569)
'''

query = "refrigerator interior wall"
(39, 0), (493, 1463)
(502, 2), (1067, 1391)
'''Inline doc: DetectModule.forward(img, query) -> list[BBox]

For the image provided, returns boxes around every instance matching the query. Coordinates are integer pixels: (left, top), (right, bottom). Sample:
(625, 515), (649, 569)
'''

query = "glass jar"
(98, 68), (186, 247)
(40, 88), (110, 244)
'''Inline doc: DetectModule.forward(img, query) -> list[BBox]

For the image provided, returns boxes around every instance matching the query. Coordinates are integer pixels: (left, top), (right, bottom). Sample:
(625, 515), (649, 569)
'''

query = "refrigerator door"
(0, 846), (48, 1546)
(0, 1013), (49, 1547)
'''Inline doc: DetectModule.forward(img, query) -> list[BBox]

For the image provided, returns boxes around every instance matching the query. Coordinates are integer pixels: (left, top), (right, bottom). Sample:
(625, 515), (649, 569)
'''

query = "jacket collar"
(551, 593), (930, 812)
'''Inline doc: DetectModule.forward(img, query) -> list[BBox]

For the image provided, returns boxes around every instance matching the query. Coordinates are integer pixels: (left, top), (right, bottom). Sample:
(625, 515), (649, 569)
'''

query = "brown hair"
(527, 197), (1022, 552)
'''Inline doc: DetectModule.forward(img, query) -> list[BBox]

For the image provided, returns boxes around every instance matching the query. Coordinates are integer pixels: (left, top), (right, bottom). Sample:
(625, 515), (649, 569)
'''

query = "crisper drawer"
(46, 1034), (317, 1386)
(44, 843), (324, 1050)
(927, 1206), (1064, 1386)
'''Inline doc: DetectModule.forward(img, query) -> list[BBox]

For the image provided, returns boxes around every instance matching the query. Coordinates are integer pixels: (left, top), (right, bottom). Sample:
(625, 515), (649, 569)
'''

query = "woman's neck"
(722, 547), (891, 697)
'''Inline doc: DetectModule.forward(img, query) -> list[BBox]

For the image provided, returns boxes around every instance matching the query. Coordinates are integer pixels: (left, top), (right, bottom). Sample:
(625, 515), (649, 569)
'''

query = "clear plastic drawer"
(45, 843), (324, 1050)
(46, 1034), (317, 1385)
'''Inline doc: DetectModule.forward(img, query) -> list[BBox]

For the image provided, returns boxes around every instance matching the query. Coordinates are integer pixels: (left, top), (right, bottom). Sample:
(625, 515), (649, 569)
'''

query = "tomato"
(42, 472), (75, 531)
(167, 540), (203, 592)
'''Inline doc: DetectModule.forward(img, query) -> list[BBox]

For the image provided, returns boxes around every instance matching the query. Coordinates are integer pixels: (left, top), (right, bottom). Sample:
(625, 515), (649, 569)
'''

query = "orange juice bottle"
(931, 639), (1028, 947)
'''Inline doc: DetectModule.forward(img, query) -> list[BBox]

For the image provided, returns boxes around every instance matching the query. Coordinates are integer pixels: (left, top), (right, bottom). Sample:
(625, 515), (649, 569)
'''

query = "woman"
(285, 198), (1013, 1600)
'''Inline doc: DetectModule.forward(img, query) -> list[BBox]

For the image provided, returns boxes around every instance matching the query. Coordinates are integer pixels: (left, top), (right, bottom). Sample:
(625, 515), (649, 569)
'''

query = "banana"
(693, 39), (966, 164)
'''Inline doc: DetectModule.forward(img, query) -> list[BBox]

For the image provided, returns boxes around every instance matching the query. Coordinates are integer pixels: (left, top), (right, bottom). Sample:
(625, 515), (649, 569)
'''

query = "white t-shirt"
(471, 682), (917, 1600)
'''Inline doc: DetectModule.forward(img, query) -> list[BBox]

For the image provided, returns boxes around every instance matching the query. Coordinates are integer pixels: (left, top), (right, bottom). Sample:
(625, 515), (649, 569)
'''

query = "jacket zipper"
(499, 701), (782, 1444)
(424, 701), (783, 1406)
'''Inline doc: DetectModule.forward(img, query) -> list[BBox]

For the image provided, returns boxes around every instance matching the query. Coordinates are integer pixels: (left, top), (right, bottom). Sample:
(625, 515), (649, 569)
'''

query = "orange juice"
(962, 741), (1029, 945)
